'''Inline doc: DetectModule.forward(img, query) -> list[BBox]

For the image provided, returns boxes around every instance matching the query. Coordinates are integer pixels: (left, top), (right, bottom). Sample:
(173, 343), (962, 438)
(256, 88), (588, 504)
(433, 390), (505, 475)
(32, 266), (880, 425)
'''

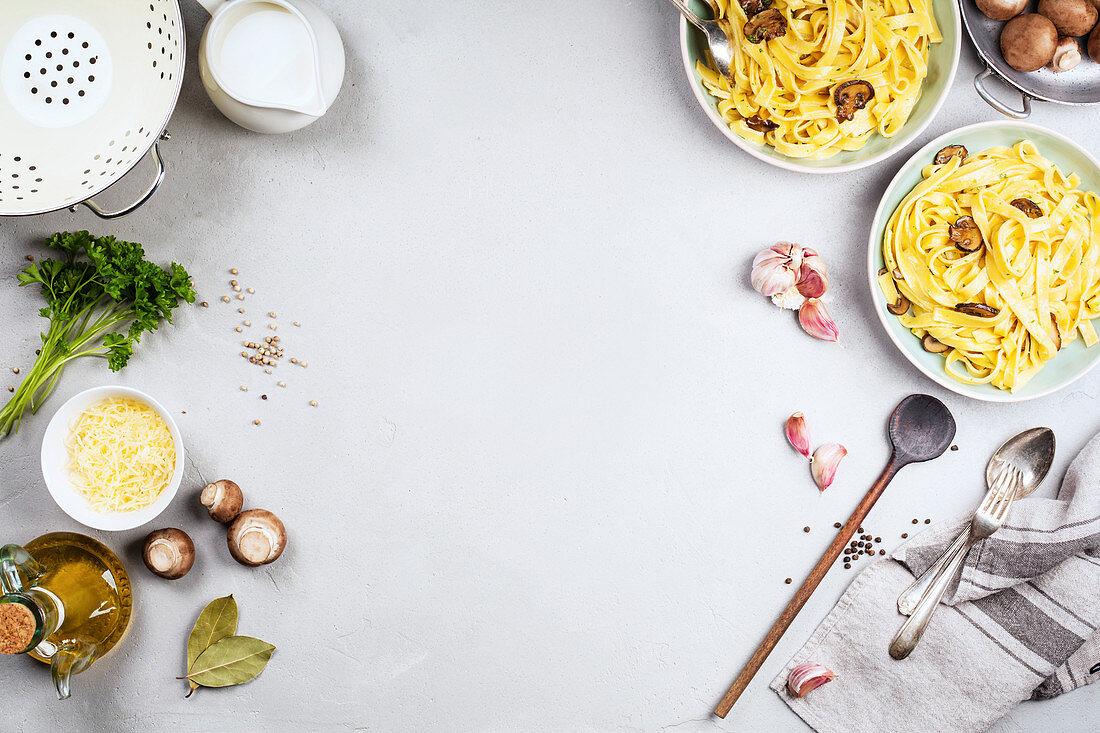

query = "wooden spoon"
(714, 394), (956, 718)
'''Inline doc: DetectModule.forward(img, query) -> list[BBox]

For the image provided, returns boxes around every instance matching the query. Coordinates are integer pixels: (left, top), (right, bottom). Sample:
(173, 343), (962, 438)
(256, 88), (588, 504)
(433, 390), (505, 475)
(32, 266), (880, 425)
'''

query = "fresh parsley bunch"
(0, 231), (195, 437)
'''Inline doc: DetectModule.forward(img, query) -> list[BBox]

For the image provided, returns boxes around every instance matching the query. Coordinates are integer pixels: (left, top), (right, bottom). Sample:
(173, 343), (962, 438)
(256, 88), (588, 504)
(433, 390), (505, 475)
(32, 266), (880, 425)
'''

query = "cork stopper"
(0, 602), (36, 654)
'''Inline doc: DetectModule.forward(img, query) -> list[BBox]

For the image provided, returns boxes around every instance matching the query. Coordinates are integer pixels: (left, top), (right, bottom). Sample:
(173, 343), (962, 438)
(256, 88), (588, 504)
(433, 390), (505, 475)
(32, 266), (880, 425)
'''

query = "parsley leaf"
(0, 231), (195, 437)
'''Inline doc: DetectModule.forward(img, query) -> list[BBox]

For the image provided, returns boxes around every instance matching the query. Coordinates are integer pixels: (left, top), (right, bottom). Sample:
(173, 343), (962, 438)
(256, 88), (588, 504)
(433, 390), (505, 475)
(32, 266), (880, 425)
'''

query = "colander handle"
(78, 141), (166, 219)
(974, 68), (1032, 120)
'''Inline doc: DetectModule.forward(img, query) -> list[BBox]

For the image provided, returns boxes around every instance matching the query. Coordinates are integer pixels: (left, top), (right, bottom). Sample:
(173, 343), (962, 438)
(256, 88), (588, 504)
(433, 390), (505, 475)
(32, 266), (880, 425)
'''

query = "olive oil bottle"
(0, 532), (132, 699)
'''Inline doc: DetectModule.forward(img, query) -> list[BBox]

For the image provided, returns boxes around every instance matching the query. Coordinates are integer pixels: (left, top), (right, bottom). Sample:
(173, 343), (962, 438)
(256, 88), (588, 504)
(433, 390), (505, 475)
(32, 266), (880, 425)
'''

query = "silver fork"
(897, 523), (971, 615)
(666, 1), (735, 79)
(888, 464), (1022, 660)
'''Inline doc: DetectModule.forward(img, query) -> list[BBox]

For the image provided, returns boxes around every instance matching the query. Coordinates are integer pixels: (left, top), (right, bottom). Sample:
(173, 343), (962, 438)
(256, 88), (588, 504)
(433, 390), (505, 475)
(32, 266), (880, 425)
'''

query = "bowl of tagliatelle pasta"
(679, 0), (960, 173)
(869, 121), (1100, 402)
(41, 385), (184, 530)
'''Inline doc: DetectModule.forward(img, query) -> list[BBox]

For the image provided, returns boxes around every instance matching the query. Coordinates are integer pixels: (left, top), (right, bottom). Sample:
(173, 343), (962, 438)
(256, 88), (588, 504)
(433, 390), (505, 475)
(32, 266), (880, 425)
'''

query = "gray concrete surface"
(0, 1), (1097, 730)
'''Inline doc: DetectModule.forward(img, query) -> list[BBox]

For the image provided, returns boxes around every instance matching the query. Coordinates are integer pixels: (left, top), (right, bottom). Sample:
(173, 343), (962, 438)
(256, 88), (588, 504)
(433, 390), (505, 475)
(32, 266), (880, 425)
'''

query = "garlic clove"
(799, 299), (840, 342)
(787, 662), (836, 698)
(811, 443), (847, 491)
(796, 249), (829, 299)
(785, 413), (812, 459)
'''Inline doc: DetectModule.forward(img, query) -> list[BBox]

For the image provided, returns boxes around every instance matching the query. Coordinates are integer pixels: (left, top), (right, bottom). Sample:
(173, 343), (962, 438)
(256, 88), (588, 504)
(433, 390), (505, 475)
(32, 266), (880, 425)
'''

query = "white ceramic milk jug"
(196, 0), (345, 134)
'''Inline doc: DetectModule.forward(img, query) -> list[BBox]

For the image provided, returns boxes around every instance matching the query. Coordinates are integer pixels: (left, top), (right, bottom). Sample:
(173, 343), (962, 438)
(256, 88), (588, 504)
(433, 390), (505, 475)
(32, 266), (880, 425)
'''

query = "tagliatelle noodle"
(696, 0), (941, 159)
(881, 140), (1100, 392)
(66, 397), (176, 513)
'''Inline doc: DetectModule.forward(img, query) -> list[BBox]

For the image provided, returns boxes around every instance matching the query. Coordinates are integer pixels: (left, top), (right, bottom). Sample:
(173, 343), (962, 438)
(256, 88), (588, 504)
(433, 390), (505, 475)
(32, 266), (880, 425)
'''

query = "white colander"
(0, 1), (185, 218)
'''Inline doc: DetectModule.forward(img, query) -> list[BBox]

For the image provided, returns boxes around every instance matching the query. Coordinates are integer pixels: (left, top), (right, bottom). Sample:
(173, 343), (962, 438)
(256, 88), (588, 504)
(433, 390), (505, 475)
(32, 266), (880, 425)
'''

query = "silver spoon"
(897, 427), (1056, 615)
(667, 1), (734, 80)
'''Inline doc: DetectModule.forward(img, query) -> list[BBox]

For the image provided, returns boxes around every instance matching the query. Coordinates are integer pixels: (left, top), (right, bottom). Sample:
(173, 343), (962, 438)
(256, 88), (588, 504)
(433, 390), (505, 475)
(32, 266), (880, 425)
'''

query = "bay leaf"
(186, 595), (238, 691)
(186, 635), (276, 688)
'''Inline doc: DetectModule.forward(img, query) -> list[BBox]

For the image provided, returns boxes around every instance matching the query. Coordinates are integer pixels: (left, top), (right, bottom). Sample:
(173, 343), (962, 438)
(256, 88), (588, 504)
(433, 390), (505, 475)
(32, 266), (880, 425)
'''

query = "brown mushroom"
(893, 268), (905, 281)
(745, 115), (779, 132)
(887, 294), (911, 316)
(1001, 14), (1058, 72)
(1037, 0), (1097, 37)
(201, 479), (244, 523)
(949, 216), (984, 253)
(878, 267), (888, 276)
(739, 0), (774, 17)
(1089, 22), (1100, 62)
(1011, 198), (1044, 218)
(955, 303), (1000, 317)
(227, 509), (287, 567)
(921, 334), (949, 353)
(1049, 36), (1083, 71)
(976, 0), (1029, 19)
(142, 528), (195, 579)
(833, 80), (875, 122)
(744, 9), (786, 44)
(934, 145), (969, 165)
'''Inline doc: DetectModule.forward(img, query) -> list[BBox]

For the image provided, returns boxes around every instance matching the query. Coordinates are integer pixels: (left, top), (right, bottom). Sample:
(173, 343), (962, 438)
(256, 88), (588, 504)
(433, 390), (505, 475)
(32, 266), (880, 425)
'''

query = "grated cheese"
(65, 397), (175, 513)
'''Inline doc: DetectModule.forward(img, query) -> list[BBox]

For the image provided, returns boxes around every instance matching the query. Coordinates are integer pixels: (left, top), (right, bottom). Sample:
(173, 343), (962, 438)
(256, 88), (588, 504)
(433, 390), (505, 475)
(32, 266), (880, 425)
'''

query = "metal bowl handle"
(973, 68), (1032, 119)
(75, 136), (168, 220)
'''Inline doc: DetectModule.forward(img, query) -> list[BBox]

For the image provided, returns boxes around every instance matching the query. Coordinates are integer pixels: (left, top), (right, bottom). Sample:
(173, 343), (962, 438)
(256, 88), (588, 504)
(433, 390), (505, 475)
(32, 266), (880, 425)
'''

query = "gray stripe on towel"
(955, 604), (1046, 678)
(972, 587), (1084, 665)
(971, 535), (1100, 579)
(1001, 512), (1100, 535)
(1032, 673), (1064, 699)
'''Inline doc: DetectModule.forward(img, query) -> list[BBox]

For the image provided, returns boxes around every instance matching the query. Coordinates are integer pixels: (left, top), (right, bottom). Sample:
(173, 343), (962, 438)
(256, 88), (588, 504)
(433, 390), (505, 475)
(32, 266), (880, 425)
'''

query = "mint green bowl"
(679, 1), (960, 174)
(867, 121), (1100, 403)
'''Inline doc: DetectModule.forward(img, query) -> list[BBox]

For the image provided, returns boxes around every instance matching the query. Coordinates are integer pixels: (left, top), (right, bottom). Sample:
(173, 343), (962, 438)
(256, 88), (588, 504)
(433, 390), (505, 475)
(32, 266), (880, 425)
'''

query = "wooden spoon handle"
(713, 457), (901, 718)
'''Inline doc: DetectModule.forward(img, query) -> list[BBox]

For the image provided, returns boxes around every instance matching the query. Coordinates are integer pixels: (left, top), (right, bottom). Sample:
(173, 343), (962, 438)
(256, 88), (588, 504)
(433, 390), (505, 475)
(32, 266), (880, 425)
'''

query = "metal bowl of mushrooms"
(964, 0), (1100, 117)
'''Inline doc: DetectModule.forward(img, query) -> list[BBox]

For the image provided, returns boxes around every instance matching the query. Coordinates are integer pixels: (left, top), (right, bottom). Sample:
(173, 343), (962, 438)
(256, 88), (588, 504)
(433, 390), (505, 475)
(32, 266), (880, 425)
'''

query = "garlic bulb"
(751, 243), (803, 297)
(787, 662), (836, 698)
(751, 243), (829, 300)
(811, 443), (847, 491)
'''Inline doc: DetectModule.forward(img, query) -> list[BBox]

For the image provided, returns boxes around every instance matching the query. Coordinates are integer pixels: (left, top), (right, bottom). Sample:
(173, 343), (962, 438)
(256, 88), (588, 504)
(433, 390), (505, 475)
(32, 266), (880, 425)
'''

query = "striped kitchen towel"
(770, 430), (1100, 732)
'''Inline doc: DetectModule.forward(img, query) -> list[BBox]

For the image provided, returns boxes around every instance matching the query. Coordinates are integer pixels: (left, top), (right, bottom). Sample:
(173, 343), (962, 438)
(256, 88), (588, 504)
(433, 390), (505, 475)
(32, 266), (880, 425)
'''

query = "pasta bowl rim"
(866, 120), (1100, 403)
(40, 385), (185, 531)
(678, 2), (961, 174)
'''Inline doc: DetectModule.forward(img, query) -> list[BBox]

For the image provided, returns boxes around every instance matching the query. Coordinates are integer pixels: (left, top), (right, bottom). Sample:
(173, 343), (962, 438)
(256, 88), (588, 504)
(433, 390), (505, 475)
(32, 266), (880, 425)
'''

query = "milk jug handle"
(0, 544), (43, 594)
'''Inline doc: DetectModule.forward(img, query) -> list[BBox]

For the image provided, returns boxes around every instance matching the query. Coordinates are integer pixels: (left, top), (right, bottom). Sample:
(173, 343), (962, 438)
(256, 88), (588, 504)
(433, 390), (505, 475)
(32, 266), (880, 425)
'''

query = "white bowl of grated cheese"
(41, 385), (185, 531)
